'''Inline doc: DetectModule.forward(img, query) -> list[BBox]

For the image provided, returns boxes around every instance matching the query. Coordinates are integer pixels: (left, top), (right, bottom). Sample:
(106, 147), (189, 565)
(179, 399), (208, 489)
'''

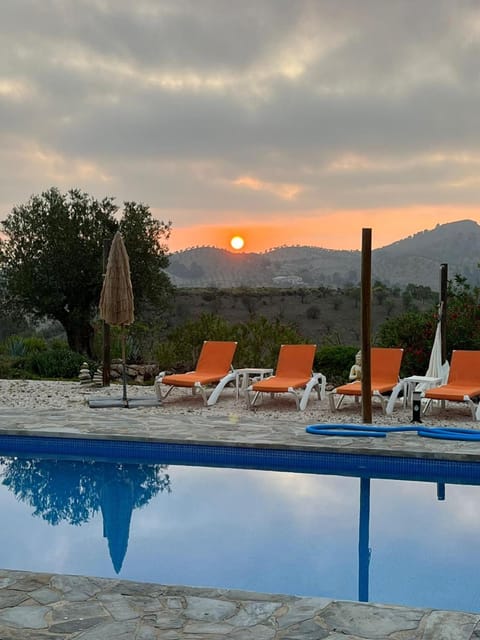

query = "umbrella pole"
(121, 328), (128, 408)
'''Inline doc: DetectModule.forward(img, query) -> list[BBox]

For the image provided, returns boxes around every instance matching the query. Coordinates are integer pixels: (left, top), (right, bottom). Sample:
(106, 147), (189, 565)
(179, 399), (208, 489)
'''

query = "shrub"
(376, 276), (480, 377)
(376, 310), (435, 377)
(27, 348), (89, 379)
(154, 314), (234, 371)
(0, 355), (36, 379)
(49, 338), (69, 350)
(1, 335), (48, 357)
(153, 313), (307, 371)
(2, 336), (28, 357)
(232, 316), (306, 368)
(22, 336), (47, 353)
(315, 345), (358, 386)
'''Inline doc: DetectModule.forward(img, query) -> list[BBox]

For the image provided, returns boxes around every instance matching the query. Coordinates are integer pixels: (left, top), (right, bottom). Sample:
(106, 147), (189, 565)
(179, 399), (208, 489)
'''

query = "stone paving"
(1, 387), (480, 638)
(2, 569), (480, 640)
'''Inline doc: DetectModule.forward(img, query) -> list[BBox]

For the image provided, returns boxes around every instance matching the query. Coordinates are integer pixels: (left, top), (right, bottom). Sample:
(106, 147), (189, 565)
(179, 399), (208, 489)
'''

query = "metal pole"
(361, 229), (372, 424)
(440, 264), (448, 365)
(121, 328), (128, 408)
(102, 238), (111, 387)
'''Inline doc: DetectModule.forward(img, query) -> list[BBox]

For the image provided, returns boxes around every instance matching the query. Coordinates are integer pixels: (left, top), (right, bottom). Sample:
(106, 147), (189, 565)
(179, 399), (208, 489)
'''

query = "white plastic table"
(235, 368), (273, 399)
(385, 375), (444, 415)
(402, 375), (443, 406)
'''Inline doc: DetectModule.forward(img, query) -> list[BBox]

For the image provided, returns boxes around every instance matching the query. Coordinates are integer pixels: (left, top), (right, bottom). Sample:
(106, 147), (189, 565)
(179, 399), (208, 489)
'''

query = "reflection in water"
(0, 457), (171, 573)
(358, 477), (371, 602)
(0, 456), (479, 612)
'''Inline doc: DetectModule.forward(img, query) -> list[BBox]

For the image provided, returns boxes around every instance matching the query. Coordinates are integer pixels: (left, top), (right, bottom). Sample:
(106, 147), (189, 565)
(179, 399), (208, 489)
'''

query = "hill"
(166, 220), (480, 290)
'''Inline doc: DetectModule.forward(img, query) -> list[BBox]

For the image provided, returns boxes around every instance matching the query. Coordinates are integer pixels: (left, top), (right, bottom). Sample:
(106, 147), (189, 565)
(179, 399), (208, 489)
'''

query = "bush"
(154, 314), (234, 371)
(27, 348), (89, 379)
(315, 345), (359, 386)
(376, 310), (435, 377)
(1, 335), (47, 357)
(0, 355), (36, 379)
(153, 313), (307, 371)
(22, 336), (47, 353)
(1, 336), (27, 357)
(232, 316), (306, 369)
(49, 338), (69, 350)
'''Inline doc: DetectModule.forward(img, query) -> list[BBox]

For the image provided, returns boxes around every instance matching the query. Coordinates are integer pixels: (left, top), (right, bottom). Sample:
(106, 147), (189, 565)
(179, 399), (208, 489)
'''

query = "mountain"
(166, 220), (480, 290)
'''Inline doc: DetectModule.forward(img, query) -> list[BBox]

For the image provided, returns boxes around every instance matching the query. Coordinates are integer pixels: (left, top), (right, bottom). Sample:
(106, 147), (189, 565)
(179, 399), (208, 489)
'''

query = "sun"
(230, 235), (245, 250)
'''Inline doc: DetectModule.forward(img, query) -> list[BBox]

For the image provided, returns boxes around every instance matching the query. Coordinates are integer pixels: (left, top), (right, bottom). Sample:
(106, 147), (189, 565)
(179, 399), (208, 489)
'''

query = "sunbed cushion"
(424, 385), (480, 402)
(162, 372), (227, 388)
(334, 380), (399, 396)
(251, 376), (312, 393)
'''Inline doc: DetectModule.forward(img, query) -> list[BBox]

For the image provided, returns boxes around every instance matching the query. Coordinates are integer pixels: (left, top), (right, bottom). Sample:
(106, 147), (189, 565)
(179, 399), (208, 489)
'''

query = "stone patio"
(1, 396), (480, 638)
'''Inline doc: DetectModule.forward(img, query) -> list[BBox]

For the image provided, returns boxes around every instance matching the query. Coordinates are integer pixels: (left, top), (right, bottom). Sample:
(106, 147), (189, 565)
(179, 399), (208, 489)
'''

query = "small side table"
(235, 368), (273, 399)
(402, 375), (443, 406)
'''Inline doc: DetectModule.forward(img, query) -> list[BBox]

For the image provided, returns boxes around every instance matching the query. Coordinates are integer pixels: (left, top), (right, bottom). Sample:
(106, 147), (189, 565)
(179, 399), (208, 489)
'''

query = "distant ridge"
(166, 220), (480, 290)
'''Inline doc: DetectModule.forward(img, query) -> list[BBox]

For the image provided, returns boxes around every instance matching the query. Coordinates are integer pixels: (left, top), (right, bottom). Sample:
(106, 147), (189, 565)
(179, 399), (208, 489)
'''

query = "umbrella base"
(88, 397), (162, 409)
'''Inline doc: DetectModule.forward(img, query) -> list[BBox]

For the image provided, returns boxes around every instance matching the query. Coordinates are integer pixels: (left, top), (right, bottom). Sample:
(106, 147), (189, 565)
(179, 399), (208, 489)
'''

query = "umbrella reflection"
(100, 476), (135, 573)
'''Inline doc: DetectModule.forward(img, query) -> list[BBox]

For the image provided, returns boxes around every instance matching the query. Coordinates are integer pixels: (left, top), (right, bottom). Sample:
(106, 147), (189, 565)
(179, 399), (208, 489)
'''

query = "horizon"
(167, 215), (480, 254)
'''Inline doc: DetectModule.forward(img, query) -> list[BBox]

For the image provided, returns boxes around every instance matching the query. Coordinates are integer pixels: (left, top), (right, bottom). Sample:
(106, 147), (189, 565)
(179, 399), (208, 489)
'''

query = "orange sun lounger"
(245, 344), (326, 411)
(154, 340), (238, 406)
(329, 347), (404, 413)
(423, 350), (480, 419)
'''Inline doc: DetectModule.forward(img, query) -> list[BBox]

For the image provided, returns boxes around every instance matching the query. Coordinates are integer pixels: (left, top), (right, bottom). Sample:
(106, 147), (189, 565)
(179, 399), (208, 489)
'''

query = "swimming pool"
(0, 435), (480, 614)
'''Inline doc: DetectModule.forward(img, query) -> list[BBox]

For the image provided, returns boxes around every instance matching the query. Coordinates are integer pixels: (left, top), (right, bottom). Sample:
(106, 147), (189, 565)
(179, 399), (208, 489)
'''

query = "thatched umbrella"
(99, 231), (134, 407)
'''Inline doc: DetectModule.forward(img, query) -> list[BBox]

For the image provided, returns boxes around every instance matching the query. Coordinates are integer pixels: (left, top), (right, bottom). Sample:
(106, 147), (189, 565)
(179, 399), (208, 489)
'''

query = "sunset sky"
(1, 1), (480, 253)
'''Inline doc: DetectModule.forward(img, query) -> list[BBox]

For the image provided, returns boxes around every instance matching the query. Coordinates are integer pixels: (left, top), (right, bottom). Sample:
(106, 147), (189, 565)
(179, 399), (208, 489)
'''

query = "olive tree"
(0, 187), (173, 356)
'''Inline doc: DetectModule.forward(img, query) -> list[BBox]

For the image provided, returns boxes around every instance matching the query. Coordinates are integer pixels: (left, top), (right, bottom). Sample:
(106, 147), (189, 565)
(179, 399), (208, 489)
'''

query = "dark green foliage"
(154, 313), (306, 371)
(315, 345), (359, 386)
(119, 201), (173, 316)
(1, 336), (28, 357)
(377, 275), (480, 376)
(232, 316), (305, 369)
(27, 348), (90, 379)
(445, 275), (480, 352)
(376, 311), (435, 377)
(0, 356), (35, 379)
(1, 335), (47, 357)
(155, 314), (235, 371)
(0, 187), (172, 357)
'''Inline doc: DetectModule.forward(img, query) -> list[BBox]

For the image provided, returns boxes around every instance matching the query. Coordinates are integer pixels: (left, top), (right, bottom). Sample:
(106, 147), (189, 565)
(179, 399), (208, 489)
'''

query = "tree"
(0, 457), (171, 526)
(0, 187), (173, 356)
(376, 274), (480, 376)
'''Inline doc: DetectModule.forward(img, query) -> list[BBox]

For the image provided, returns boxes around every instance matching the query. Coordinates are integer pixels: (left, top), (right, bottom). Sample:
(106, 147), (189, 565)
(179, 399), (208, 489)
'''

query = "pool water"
(0, 455), (479, 614)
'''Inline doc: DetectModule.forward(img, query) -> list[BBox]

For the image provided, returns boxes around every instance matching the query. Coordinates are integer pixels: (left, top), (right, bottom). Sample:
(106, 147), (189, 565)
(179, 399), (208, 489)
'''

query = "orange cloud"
(233, 175), (301, 200)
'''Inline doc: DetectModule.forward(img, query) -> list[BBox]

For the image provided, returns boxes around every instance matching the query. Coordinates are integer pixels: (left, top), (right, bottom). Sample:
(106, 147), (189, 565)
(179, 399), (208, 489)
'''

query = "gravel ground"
(0, 378), (478, 428)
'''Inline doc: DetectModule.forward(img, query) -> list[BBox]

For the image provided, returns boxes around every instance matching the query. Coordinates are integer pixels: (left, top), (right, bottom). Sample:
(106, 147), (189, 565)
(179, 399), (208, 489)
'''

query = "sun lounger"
(329, 347), (404, 413)
(423, 350), (480, 419)
(245, 344), (325, 411)
(155, 340), (238, 406)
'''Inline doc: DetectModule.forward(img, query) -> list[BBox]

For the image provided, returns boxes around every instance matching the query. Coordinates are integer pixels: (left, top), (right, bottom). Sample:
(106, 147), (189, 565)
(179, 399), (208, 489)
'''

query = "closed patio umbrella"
(417, 303), (450, 393)
(99, 231), (134, 407)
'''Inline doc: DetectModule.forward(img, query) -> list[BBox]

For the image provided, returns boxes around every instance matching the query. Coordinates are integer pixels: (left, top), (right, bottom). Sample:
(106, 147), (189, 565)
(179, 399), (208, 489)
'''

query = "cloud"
(1, 0), (480, 243)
